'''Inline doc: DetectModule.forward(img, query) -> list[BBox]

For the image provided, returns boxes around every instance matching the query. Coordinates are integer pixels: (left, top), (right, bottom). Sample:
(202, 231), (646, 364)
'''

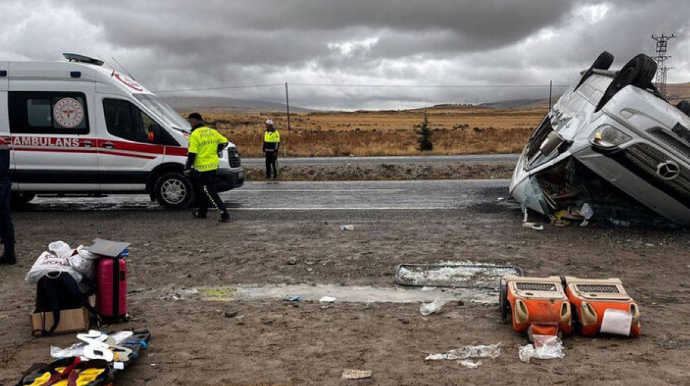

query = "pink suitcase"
(96, 257), (127, 320)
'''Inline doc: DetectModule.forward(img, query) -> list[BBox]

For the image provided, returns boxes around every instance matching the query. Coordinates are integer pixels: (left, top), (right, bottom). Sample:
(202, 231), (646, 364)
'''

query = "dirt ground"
(2, 202), (690, 385)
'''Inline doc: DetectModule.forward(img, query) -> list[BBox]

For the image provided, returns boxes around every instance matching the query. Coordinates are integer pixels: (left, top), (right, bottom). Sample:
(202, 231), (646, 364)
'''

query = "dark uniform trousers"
(0, 142), (14, 252)
(265, 151), (278, 179)
(193, 170), (227, 215)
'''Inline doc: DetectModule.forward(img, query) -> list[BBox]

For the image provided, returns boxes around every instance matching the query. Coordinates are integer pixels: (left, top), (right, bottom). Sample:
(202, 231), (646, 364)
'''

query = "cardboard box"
(30, 307), (90, 337)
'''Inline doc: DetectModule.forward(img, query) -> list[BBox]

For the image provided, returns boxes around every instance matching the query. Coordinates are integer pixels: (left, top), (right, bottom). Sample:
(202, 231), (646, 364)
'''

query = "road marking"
(236, 189), (406, 193)
(228, 207), (450, 211)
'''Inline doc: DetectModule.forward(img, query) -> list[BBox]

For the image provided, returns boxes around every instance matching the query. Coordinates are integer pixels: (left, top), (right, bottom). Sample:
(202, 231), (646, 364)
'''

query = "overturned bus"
(511, 52), (690, 227)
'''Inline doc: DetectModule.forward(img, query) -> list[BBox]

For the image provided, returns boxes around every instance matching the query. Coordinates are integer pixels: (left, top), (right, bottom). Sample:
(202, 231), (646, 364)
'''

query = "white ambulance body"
(0, 54), (244, 208)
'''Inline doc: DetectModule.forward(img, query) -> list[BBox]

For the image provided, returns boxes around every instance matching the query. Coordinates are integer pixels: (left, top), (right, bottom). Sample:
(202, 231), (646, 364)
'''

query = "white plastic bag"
(519, 335), (565, 363)
(420, 297), (448, 316)
(49, 241), (73, 258)
(25, 251), (82, 284)
(68, 245), (99, 279)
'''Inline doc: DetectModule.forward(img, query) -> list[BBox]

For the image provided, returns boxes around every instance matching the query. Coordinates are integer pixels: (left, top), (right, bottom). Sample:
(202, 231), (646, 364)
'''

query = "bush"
(414, 112), (434, 151)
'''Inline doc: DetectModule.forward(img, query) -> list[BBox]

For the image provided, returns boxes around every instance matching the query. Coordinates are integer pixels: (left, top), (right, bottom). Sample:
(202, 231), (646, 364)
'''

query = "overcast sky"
(1, 0), (689, 110)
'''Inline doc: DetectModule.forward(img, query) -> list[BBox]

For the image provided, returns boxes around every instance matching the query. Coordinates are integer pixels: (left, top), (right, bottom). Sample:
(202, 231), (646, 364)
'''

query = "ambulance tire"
(11, 192), (35, 206)
(154, 172), (193, 209)
(575, 51), (614, 91)
(595, 54), (657, 112)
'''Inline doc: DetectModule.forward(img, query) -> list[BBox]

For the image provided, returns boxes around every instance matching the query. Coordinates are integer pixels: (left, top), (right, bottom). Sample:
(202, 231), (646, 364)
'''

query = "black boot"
(193, 210), (207, 219)
(0, 248), (16, 265)
(219, 212), (230, 223)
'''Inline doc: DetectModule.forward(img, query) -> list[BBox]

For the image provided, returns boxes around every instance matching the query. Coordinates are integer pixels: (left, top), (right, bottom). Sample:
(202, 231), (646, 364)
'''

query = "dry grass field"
(191, 105), (547, 157)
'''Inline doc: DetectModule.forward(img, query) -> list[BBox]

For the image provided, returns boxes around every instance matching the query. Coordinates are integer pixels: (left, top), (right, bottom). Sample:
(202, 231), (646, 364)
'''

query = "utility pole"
(284, 82), (291, 157)
(651, 33), (676, 97)
(548, 80), (553, 110)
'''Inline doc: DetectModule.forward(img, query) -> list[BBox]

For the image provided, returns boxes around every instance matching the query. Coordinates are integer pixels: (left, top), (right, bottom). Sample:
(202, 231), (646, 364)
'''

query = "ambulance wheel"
(575, 51), (614, 91)
(499, 281), (510, 324)
(11, 192), (35, 206)
(595, 54), (657, 112)
(154, 172), (193, 209)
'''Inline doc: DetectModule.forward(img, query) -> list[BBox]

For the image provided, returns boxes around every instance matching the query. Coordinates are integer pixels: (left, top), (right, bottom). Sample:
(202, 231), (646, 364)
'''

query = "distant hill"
(665, 82), (690, 104)
(162, 96), (314, 113)
(482, 98), (550, 109)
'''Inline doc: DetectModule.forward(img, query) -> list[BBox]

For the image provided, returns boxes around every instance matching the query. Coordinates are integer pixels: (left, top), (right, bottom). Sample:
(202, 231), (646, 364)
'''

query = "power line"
(153, 83), (284, 93)
(153, 82), (571, 93)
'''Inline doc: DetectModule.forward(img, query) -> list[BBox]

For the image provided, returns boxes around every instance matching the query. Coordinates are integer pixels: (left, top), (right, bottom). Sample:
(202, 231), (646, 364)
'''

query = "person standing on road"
(184, 113), (231, 223)
(263, 119), (280, 180)
(0, 137), (15, 265)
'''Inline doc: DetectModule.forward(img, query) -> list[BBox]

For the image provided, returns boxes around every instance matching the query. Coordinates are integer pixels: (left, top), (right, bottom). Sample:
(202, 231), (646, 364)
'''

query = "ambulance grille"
(516, 283), (557, 291)
(228, 148), (242, 168)
(577, 284), (620, 293)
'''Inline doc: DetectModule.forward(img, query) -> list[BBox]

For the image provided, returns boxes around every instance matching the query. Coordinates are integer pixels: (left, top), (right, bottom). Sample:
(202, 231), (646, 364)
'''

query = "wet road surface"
(20, 179), (513, 213)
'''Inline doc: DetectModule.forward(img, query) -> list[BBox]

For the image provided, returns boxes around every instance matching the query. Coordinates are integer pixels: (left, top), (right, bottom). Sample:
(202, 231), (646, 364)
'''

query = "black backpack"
(34, 272), (99, 336)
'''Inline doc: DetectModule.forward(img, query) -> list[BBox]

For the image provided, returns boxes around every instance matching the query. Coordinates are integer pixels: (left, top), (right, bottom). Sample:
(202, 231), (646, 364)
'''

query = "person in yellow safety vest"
(262, 119), (281, 179)
(184, 113), (231, 222)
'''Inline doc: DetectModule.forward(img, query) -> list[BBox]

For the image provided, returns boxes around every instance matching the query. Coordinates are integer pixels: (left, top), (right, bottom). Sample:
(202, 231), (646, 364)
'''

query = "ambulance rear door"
(7, 63), (99, 192)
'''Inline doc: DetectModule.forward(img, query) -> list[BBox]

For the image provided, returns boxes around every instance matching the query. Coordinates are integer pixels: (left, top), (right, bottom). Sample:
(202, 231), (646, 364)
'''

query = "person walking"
(263, 119), (280, 179)
(0, 137), (15, 265)
(184, 113), (231, 223)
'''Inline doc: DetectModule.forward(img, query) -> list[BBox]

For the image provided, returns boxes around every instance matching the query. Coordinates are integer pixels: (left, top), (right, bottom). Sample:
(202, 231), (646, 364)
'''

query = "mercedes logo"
(657, 161), (681, 180)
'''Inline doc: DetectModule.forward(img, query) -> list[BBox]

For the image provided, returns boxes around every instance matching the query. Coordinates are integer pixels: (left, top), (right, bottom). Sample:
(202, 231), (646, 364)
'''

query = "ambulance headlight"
(589, 125), (632, 149)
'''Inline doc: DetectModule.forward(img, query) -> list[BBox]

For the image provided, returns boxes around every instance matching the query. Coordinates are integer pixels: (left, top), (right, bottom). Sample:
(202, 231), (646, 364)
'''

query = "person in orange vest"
(262, 119), (280, 179)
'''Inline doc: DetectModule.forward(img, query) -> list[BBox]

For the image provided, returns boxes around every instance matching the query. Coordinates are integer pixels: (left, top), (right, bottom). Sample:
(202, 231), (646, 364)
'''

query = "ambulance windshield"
(133, 94), (191, 132)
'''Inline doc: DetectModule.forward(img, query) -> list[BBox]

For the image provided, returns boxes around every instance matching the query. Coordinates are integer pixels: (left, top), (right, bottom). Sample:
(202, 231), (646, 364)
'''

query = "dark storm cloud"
(1, 0), (689, 109)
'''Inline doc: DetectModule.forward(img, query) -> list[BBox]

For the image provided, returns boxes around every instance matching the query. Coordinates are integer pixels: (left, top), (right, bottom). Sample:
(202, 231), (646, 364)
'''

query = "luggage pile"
(26, 239), (130, 337)
(500, 275), (641, 340)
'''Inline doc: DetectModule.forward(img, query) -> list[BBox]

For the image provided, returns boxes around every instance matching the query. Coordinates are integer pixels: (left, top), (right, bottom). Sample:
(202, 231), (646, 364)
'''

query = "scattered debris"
(286, 258), (298, 265)
(459, 360), (482, 369)
(425, 343), (501, 361)
(396, 263), (523, 289)
(519, 335), (565, 363)
(342, 369), (372, 379)
(319, 296), (336, 302)
(419, 297), (448, 316)
(283, 295), (301, 302)
(224, 310), (238, 318)
(340, 225), (355, 231)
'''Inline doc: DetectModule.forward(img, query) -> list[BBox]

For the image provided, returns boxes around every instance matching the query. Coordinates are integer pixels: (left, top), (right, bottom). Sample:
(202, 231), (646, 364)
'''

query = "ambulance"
(0, 53), (244, 208)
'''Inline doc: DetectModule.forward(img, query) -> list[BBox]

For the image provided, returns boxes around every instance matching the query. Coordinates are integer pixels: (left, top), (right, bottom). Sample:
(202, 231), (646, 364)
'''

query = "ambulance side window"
(8, 92), (90, 135)
(103, 99), (178, 146)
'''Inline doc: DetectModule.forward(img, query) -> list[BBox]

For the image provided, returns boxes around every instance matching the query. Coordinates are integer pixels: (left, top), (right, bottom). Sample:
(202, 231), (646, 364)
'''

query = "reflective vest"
(264, 130), (280, 143)
(188, 126), (228, 172)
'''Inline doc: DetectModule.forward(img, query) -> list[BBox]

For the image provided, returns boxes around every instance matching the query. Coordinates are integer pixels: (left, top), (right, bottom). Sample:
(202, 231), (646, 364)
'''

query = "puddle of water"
(189, 284), (498, 304)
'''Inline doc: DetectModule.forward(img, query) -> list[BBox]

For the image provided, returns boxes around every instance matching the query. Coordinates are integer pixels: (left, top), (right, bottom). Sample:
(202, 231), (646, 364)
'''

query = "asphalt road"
(23, 179), (515, 215)
(242, 154), (519, 166)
